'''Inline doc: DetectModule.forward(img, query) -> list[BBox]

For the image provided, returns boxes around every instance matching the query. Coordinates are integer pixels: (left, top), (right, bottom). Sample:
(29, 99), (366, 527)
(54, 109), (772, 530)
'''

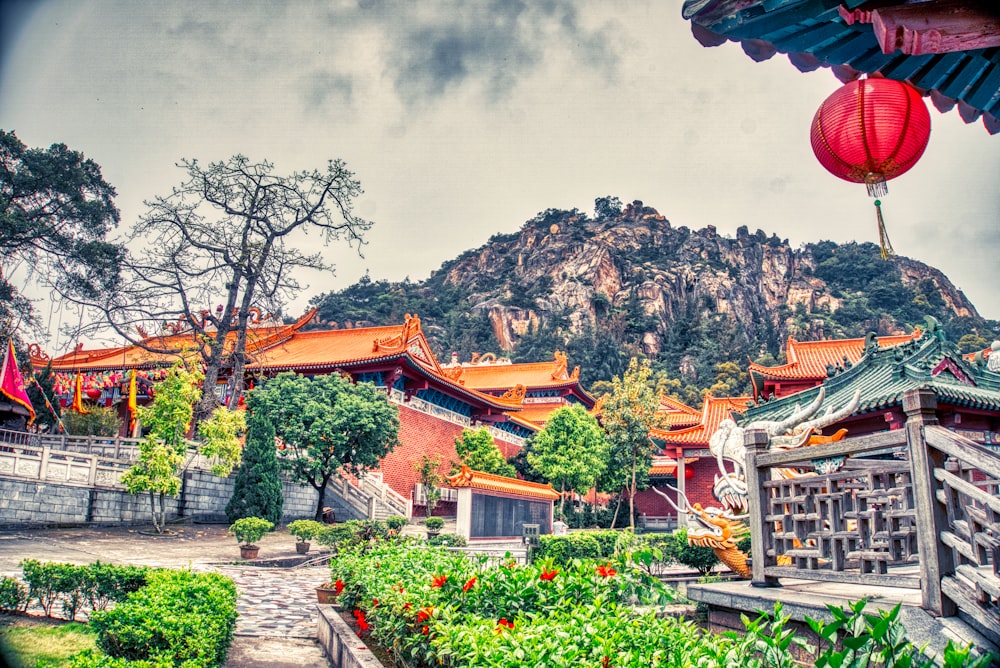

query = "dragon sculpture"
(652, 387), (861, 577)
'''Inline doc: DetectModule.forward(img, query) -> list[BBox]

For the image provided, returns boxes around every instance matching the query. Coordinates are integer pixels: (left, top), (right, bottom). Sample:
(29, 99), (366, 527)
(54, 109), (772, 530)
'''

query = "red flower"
(403, 602), (413, 611)
(334, 579), (345, 594)
(595, 564), (617, 578)
(602, 656), (612, 668)
(496, 617), (515, 632)
(417, 606), (434, 623)
(352, 609), (369, 632)
(539, 568), (559, 581)
(421, 625), (429, 635)
(372, 598), (379, 608)
(431, 574), (447, 588)
(462, 576), (477, 592)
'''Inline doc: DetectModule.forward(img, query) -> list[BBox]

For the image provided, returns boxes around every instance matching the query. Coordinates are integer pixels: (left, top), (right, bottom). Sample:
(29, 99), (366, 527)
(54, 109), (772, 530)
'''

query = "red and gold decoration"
(810, 77), (931, 259)
(1, 340), (36, 424)
(70, 372), (88, 414)
(127, 369), (138, 434)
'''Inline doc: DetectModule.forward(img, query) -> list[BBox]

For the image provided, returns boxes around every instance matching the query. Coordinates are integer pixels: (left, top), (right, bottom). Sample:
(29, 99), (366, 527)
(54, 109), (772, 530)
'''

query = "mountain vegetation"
(307, 197), (998, 404)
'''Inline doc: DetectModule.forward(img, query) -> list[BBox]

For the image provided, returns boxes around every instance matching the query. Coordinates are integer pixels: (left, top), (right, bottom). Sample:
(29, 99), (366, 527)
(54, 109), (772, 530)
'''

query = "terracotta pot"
(240, 545), (260, 560)
(316, 585), (337, 604)
(296, 541), (311, 554)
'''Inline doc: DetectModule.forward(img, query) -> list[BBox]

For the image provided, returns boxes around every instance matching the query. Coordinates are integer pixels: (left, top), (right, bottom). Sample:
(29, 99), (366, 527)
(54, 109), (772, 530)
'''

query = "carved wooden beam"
(857, 1), (1000, 56)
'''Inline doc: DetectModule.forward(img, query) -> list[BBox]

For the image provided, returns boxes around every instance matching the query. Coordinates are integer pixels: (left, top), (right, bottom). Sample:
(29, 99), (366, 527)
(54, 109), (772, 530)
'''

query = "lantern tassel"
(874, 199), (894, 260)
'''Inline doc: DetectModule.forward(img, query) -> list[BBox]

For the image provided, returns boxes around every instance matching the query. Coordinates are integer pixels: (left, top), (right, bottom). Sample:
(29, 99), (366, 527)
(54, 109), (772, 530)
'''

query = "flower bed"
(326, 537), (994, 668)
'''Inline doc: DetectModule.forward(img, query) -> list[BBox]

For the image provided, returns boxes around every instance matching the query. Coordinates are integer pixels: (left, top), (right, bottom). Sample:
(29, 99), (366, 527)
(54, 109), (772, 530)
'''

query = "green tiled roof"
(740, 328), (1000, 425)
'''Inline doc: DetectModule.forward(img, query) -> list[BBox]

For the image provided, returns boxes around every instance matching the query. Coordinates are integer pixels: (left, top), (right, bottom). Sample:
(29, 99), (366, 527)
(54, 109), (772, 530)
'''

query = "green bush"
(665, 528), (719, 575)
(427, 533), (468, 547)
(229, 516), (273, 546)
(63, 405), (121, 437)
(535, 533), (602, 565)
(315, 523), (357, 550)
(287, 519), (325, 542)
(425, 516), (445, 531)
(385, 515), (408, 532)
(85, 569), (237, 667)
(0, 575), (27, 613)
(17, 560), (149, 620)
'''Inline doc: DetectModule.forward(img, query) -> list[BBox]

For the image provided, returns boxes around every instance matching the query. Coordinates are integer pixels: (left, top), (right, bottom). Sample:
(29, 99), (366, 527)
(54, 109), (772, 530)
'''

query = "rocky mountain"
(308, 198), (995, 398)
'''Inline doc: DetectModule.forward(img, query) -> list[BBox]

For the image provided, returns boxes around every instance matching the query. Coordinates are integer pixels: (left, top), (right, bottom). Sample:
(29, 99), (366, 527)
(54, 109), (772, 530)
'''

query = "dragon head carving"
(708, 387), (860, 513)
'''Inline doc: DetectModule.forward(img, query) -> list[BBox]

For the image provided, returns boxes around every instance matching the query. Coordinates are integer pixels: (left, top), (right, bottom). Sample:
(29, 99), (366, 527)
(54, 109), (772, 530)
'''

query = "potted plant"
(425, 516), (444, 538)
(230, 516), (273, 560)
(287, 519), (324, 554)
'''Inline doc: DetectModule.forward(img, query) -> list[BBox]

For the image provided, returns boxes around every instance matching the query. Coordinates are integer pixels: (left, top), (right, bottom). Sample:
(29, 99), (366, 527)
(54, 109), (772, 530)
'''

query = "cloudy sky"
(1, 1), (998, 353)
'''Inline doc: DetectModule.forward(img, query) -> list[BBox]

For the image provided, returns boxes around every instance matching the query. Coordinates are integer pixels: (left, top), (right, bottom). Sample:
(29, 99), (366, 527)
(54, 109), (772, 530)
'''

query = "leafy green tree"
(453, 428), (516, 477)
(599, 358), (663, 529)
(121, 364), (244, 533)
(0, 130), (123, 330)
(122, 364), (202, 533)
(416, 454), (444, 518)
(226, 409), (283, 525)
(527, 404), (608, 516)
(248, 371), (400, 520)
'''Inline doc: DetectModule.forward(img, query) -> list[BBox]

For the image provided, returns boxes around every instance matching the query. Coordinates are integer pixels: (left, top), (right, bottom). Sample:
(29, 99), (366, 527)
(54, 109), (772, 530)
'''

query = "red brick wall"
(633, 457), (718, 517)
(376, 405), (523, 502)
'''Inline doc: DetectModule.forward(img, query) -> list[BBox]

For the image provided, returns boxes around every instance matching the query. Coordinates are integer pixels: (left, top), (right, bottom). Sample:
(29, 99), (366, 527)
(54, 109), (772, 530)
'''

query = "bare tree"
(86, 155), (371, 421)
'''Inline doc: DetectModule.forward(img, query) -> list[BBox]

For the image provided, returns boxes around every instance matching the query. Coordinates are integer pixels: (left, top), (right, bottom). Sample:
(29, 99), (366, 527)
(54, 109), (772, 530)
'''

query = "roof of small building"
(683, 0), (1000, 133)
(445, 465), (560, 501)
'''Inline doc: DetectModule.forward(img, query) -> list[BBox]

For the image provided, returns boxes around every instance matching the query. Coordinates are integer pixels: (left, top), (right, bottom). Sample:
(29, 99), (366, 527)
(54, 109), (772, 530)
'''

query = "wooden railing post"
(903, 388), (957, 617)
(745, 427), (779, 587)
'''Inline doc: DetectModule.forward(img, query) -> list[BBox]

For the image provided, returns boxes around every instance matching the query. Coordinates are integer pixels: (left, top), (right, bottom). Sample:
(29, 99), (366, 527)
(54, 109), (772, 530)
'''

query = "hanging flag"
(71, 371), (88, 414)
(0, 340), (36, 424)
(128, 369), (138, 433)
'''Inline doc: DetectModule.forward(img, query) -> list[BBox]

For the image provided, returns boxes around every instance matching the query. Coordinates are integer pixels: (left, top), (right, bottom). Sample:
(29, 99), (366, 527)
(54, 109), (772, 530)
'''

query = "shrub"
(315, 523), (357, 550)
(427, 533), (468, 548)
(229, 516), (273, 547)
(63, 405), (121, 436)
(85, 569), (237, 667)
(0, 575), (27, 613)
(669, 528), (719, 575)
(425, 517), (445, 531)
(535, 533), (602, 565)
(385, 516), (408, 532)
(225, 409), (283, 525)
(287, 519), (325, 542)
(16, 561), (149, 620)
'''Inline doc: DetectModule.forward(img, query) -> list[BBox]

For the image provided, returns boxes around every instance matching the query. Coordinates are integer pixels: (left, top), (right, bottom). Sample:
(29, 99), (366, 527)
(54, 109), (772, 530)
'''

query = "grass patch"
(0, 614), (96, 668)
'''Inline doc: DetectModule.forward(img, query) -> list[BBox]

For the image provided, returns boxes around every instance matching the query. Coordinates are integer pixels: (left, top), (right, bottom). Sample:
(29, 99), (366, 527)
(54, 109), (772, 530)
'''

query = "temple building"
(32, 311), (594, 513)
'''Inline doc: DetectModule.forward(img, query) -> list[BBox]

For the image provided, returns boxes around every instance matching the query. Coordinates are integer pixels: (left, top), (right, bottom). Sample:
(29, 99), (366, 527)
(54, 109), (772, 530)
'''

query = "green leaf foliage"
(527, 404), (608, 514)
(225, 409), (283, 525)
(248, 371), (399, 520)
(0, 130), (123, 329)
(454, 428), (516, 477)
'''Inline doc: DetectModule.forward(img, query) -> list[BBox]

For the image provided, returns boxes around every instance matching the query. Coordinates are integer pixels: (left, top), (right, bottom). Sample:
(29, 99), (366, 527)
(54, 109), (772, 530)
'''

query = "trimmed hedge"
(77, 569), (237, 668)
(17, 560), (149, 620)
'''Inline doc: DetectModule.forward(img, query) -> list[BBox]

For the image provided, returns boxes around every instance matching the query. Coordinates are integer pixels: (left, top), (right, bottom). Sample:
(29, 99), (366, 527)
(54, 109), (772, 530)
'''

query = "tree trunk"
(558, 479), (566, 517)
(314, 477), (329, 521)
(148, 491), (160, 533)
(611, 488), (624, 529)
(629, 450), (637, 530)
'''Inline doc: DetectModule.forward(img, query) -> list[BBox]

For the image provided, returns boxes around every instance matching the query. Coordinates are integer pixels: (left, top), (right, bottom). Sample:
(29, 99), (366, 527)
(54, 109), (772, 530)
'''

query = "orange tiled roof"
(450, 351), (581, 391)
(748, 331), (921, 381)
(510, 403), (568, 426)
(39, 311), (313, 372)
(651, 395), (752, 446)
(657, 395), (702, 428)
(446, 465), (560, 501)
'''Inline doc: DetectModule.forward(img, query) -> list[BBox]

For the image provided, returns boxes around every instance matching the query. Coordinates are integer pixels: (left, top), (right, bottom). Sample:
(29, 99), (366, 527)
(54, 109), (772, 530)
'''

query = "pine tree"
(225, 410), (283, 525)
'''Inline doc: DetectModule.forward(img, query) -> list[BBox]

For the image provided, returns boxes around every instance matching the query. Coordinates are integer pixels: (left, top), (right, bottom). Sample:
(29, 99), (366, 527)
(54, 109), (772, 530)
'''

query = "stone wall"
(0, 470), (323, 528)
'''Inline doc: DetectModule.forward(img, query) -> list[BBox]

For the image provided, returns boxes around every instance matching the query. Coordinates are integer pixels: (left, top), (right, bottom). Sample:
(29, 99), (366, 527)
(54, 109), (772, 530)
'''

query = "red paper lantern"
(684, 466), (694, 480)
(810, 77), (931, 258)
(86, 388), (102, 400)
